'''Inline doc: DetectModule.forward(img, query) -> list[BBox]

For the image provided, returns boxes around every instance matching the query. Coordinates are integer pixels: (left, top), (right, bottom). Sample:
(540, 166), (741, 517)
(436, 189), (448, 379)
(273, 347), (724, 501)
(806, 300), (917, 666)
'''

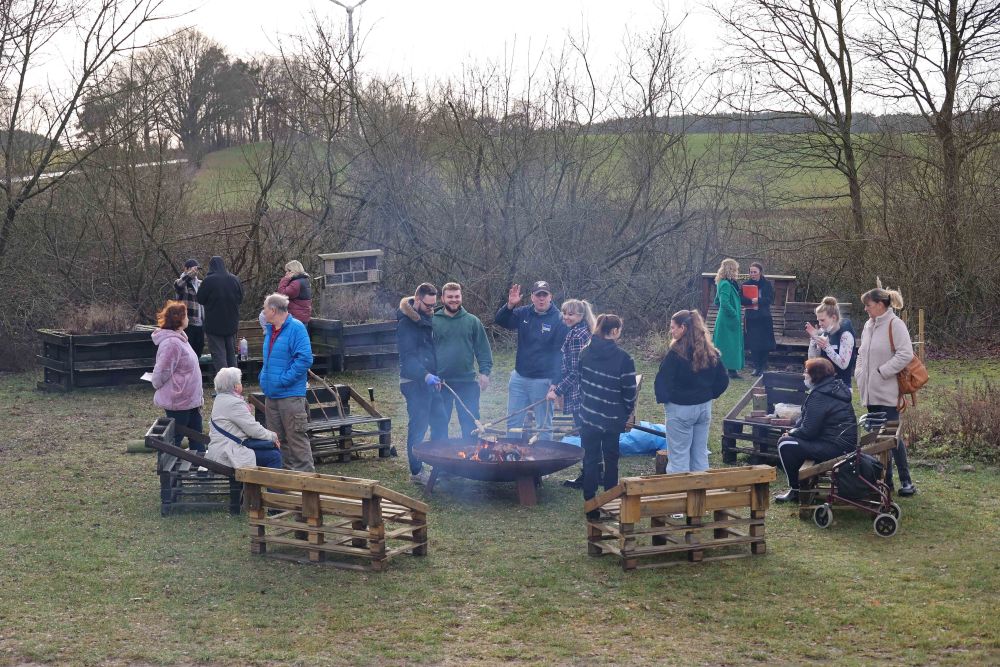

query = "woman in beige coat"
(205, 367), (283, 469)
(855, 287), (916, 496)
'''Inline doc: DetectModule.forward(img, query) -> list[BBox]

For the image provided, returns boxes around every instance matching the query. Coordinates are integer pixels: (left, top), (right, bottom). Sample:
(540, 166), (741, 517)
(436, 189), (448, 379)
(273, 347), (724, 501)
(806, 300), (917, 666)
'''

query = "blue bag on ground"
(561, 421), (666, 456)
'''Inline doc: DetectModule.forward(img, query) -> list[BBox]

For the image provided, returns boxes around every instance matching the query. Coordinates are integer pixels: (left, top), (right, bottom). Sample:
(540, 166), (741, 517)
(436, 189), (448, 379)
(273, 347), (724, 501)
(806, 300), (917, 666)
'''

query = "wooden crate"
(144, 417), (241, 516)
(722, 372), (804, 464)
(37, 328), (157, 391)
(251, 384), (392, 463)
(236, 468), (428, 571)
(585, 465), (776, 569)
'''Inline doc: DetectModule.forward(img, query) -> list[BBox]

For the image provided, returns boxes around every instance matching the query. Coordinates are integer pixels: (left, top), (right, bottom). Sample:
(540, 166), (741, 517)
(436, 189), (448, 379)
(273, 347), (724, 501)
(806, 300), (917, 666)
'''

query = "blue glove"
(425, 374), (441, 387)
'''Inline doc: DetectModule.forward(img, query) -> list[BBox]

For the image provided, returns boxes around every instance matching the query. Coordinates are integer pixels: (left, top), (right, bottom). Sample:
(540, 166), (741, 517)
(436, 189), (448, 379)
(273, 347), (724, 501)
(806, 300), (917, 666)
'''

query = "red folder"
(742, 284), (759, 309)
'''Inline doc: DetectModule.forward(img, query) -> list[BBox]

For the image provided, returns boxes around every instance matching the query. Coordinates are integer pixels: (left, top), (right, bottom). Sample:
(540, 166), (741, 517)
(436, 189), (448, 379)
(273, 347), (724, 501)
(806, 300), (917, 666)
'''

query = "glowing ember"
(457, 439), (535, 462)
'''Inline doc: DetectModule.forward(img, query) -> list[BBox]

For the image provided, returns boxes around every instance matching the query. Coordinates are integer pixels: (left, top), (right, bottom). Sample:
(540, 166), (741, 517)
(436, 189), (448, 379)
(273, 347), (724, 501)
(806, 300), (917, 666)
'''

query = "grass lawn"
(0, 351), (997, 666)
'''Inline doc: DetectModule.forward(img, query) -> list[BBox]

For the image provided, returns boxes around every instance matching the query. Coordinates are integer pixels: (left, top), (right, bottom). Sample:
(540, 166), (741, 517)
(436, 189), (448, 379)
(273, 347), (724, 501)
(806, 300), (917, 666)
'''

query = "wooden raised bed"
(721, 372), (805, 465)
(236, 467), (428, 571)
(584, 465), (776, 569)
(37, 328), (157, 392)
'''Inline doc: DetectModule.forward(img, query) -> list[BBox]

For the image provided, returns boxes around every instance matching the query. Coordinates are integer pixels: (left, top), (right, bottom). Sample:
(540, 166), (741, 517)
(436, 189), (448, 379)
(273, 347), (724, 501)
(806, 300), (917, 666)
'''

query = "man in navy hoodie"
(495, 281), (569, 440)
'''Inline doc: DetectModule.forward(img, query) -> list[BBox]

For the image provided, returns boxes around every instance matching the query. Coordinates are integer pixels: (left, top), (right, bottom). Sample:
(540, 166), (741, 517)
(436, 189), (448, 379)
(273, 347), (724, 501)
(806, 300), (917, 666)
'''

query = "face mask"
(804, 377), (814, 389)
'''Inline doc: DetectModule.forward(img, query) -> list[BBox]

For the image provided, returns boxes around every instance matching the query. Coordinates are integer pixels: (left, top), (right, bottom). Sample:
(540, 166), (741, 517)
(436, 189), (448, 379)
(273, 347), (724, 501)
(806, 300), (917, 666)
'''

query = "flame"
(457, 439), (535, 462)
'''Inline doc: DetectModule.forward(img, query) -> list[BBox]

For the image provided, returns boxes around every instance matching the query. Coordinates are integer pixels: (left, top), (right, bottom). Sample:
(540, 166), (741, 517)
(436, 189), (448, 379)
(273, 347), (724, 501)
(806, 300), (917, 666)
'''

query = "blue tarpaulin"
(560, 421), (666, 455)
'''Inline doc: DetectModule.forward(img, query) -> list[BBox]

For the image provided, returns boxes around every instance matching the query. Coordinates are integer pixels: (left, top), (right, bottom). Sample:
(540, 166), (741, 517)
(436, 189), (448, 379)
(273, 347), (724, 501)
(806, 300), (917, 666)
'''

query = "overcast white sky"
(156, 0), (721, 83)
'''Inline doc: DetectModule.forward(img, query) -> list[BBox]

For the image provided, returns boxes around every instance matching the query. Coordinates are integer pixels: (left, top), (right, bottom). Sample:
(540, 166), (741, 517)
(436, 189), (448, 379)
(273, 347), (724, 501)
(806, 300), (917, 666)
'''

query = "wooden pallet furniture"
(235, 468), (428, 571)
(722, 372), (804, 464)
(144, 417), (241, 516)
(251, 384), (392, 463)
(585, 465), (777, 570)
(795, 422), (900, 518)
(37, 328), (157, 391)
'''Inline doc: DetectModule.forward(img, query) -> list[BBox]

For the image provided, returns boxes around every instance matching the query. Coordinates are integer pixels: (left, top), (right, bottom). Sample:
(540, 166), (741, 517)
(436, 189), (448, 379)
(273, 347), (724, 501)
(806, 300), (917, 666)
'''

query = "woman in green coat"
(713, 258), (744, 378)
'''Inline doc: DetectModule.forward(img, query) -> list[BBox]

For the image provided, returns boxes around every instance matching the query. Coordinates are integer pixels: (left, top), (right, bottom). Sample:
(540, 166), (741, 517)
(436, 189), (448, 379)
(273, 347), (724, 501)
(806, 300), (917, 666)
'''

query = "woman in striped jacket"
(578, 314), (638, 519)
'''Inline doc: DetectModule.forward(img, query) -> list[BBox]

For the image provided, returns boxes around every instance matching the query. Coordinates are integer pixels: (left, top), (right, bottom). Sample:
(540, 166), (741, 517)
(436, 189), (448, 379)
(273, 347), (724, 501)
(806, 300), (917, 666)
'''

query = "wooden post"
(302, 491), (325, 563)
(918, 308), (926, 362)
(245, 484), (266, 555)
(655, 450), (669, 475)
(686, 489), (706, 562)
(412, 510), (428, 556)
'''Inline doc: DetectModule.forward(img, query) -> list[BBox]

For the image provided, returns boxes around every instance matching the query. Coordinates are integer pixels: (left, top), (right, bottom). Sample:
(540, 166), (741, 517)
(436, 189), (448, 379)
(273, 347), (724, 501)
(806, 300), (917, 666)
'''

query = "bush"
(319, 285), (396, 324)
(59, 304), (139, 335)
(905, 380), (1000, 464)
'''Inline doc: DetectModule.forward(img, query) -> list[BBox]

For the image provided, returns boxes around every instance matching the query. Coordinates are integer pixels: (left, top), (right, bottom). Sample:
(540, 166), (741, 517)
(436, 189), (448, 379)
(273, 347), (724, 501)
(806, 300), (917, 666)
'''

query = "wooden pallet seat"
(236, 468), (428, 571)
(144, 417), (241, 516)
(584, 465), (776, 570)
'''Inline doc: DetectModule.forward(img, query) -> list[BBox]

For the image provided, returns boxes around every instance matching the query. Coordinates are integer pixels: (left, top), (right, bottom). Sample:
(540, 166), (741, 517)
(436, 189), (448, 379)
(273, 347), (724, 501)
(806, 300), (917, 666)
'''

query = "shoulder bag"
(888, 318), (929, 411)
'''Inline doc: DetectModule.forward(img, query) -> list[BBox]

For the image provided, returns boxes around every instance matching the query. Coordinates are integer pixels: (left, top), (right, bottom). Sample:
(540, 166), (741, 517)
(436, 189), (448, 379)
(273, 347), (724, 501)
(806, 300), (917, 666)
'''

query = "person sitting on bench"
(774, 358), (857, 503)
(205, 367), (283, 469)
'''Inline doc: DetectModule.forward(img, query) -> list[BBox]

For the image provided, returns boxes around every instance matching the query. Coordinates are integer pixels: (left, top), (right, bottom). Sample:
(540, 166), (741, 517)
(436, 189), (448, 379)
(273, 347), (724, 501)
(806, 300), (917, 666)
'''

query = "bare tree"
(0, 0), (169, 264)
(718, 0), (867, 236)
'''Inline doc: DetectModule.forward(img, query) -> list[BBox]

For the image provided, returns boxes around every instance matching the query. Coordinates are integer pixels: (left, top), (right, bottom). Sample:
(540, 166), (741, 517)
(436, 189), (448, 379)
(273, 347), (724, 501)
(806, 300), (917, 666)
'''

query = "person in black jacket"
(196, 256), (244, 373)
(654, 310), (729, 473)
(774, 358), (858, 502)
(397, 283), (447, 484)
(578, 314), (638, 519)
(741, 261), (776, 376)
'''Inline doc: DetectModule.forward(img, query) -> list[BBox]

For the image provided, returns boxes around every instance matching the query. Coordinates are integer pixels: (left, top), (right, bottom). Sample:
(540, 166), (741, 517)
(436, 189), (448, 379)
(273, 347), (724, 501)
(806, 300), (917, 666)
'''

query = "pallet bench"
(722, 372), (804, 465)
(584, 465), (776, 570)
(144, 417), (241, 516)
(235, 468), (428, 571)
(796, 422), (900, 518)
(251, 384), (392, 463)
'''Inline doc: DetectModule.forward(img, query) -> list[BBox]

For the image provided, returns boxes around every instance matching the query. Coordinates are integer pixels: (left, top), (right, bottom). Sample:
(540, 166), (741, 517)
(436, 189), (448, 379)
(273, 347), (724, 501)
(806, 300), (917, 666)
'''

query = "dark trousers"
(186, 325), (205, 358)
(206, 333), (237, 373)
(580, 426), (621, 501)
(749, 348), (769, 372)
(435, 380), (481, 439)
(777, 437), (849, 489)
(165, 407), (203, 452)
(401, 381), (447, 475)
(867, 404), (911, 487)
(244, 439), (283, 469)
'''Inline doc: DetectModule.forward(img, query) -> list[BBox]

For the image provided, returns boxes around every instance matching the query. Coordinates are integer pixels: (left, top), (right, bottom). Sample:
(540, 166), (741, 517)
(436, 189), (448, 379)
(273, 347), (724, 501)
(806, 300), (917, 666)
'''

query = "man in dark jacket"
(775, 358), (858, 502)
(495, 281), (569, 440)
(196, 256), (244, 373)
(397, 283), (447, 484)
(173, 258), (204, 357)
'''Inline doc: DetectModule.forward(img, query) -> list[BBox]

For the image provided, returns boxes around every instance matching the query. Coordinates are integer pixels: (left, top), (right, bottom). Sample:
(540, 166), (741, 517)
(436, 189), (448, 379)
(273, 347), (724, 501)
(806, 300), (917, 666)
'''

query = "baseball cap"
(184, 258), (200, 269)
(530, 281), (552, 295)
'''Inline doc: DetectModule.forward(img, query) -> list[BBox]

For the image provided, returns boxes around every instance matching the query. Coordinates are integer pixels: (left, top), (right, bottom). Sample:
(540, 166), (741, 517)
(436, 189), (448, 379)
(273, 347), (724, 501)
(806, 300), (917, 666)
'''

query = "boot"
(774, 488), (799, 503)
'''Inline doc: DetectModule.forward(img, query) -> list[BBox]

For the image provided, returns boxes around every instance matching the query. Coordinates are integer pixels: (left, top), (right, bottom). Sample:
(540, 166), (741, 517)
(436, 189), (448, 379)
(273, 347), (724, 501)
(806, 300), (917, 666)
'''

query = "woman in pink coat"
(151, 301), (205, 452)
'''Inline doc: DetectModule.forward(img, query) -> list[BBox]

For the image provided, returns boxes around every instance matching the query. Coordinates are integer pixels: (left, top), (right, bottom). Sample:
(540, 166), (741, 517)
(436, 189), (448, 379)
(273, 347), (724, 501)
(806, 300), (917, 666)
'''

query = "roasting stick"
(439, 381), (486, 434)
(526, 399), (554, 445)
(308, 369), (345, 420)
(471, 396), (551, 438)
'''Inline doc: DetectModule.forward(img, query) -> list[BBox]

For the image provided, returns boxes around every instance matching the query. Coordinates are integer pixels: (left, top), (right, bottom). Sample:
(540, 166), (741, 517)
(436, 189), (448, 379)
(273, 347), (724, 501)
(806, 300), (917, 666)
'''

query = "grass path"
(0, 353), (997, 665)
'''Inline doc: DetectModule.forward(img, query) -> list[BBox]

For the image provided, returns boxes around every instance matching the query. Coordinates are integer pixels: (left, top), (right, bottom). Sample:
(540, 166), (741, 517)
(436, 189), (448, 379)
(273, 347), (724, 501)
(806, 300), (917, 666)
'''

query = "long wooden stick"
(440, 381), (485, 434)
(308, 369), (345, 419)
(473, 396), (551, 436)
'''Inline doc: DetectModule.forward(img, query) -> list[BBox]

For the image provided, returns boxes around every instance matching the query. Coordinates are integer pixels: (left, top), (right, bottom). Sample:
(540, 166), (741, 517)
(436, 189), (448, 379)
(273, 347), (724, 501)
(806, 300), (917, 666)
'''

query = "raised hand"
(507, 284), (522, 309)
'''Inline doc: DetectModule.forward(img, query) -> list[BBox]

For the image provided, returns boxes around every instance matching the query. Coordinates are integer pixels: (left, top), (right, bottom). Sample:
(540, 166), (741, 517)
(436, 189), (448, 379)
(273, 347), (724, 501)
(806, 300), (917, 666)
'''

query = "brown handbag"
(888, 318), (929, 411)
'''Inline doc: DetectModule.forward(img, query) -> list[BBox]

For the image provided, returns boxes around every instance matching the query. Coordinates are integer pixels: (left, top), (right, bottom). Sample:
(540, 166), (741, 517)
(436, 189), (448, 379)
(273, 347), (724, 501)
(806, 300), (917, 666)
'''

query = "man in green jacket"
(431, 282), (494, 439)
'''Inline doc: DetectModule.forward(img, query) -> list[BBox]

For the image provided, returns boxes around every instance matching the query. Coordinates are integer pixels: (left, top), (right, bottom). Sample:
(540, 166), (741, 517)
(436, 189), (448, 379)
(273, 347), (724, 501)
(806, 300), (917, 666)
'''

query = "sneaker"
(670, 513), (685, 520)
(774, 489), (799, 503)
(898, 482), (917, 497)
(410, 470), (431, 485)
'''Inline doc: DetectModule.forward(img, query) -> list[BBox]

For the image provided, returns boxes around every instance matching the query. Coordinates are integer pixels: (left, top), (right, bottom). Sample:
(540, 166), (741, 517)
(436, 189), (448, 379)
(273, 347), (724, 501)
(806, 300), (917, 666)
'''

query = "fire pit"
(413, 437), (583, 506)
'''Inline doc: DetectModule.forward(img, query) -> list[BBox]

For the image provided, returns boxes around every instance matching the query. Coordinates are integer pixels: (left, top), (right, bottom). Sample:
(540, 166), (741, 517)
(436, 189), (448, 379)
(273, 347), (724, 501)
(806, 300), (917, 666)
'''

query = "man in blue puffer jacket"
(260, 293), (315, 472)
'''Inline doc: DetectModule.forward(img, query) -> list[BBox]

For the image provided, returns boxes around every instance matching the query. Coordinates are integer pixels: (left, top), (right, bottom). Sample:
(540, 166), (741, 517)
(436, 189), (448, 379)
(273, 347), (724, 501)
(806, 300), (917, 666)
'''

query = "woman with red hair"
(151, 301), (205, 453)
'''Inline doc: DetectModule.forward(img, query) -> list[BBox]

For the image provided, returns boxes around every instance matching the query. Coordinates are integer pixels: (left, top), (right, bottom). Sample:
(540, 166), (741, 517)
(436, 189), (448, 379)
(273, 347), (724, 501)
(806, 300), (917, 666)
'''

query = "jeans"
(206, 333), (237, 373)
(507, 370), (554, 440)
(401, 381), (447, 475)
(665, 401), (712, 473)
(187, 325), (205, 358)
(265, 396), (314, 472)
(866, 404), (911, 487)
(436, 380), (481, 439)
(580, 426), (620, 501)
(777, 437), (850, 489)
(165, 407), (203, 452)
(243, 439), (284, 469)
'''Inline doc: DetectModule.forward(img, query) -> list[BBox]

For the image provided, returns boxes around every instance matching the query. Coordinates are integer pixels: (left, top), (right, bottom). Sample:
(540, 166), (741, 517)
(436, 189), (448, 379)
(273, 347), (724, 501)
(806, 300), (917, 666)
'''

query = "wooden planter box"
(37, 328), (157, 392)
(721, 372), (805, 465)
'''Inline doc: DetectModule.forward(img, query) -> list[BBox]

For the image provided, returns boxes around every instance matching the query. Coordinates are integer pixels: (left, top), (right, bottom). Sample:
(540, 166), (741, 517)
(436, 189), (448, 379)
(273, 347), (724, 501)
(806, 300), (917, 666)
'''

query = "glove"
(425, 374), (441, 387)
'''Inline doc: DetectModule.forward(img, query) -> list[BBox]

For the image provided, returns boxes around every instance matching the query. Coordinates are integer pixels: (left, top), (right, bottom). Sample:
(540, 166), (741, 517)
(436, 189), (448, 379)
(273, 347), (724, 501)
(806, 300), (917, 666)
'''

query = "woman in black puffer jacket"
(775, 358), (858, 502)
(578, 314), (638, 519)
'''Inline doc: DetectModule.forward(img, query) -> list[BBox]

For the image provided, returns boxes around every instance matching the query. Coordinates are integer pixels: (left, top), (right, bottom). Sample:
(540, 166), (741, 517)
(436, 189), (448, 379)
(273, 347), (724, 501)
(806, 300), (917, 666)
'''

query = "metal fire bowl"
(413, 437), (583, 483)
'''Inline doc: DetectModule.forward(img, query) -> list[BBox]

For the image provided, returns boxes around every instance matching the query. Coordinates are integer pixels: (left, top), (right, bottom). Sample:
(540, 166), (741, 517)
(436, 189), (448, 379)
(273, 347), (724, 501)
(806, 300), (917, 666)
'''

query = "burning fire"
(456, 439), (535, 462)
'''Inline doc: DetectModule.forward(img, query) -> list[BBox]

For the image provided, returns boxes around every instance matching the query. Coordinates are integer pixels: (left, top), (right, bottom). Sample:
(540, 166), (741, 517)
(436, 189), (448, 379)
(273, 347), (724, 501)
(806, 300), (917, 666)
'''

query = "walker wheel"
(888, 502), (902, 520)
(813, 504), (833, 529)
(874, 513), (898, 537)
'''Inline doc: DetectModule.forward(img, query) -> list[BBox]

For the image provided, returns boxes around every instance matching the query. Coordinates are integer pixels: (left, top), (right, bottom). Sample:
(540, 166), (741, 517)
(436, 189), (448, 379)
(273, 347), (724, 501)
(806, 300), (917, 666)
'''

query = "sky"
(154, 0), (722, 85)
